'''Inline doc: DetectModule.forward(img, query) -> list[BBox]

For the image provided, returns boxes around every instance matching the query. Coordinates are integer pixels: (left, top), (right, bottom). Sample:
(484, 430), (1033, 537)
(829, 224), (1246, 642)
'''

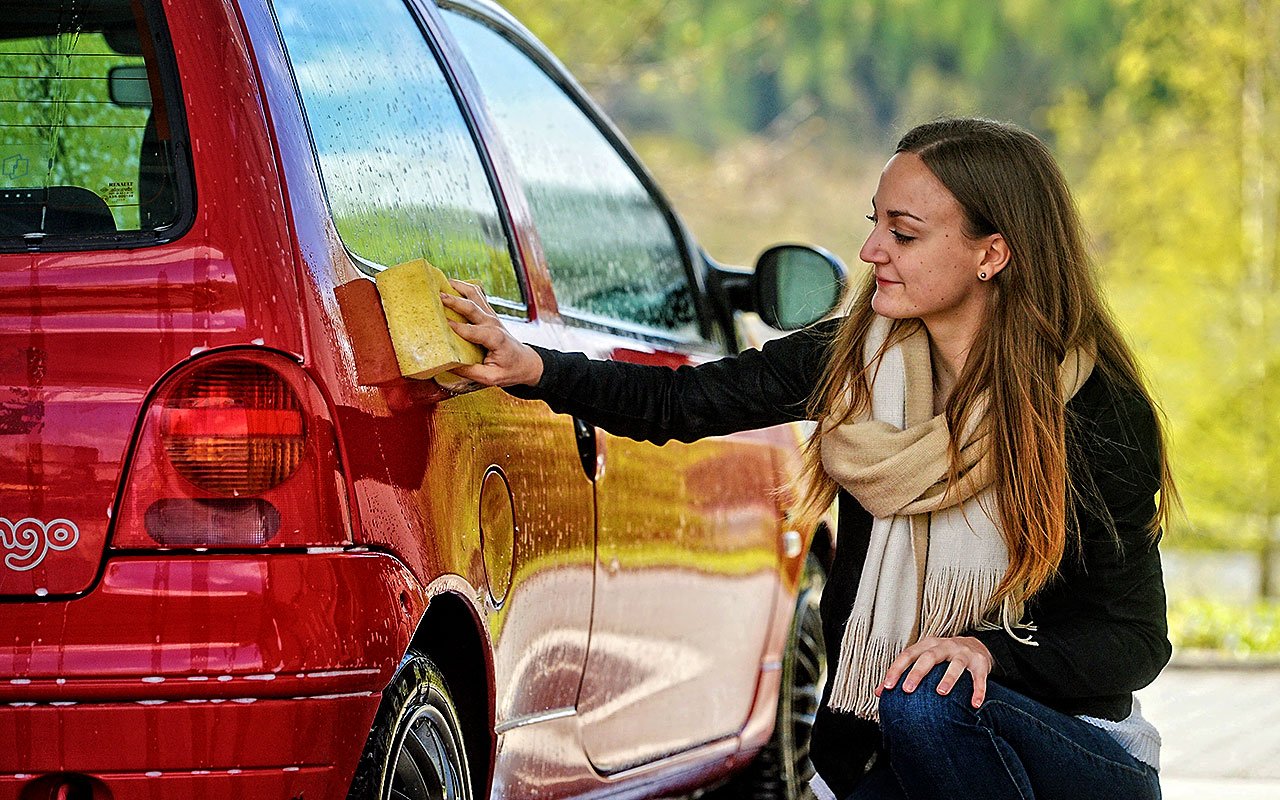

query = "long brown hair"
(793, 118), (1176, 610)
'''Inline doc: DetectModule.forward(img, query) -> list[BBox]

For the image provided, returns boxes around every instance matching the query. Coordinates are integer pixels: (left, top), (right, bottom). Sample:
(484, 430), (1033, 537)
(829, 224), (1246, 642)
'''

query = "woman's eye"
(867, 213), (915, 244)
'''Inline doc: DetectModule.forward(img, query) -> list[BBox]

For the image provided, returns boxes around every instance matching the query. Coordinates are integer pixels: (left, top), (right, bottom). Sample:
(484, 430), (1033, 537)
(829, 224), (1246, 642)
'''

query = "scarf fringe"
(825, 617), (905, 720)
(917, 567), (1004, 639)
(826, 569), (1041, 721)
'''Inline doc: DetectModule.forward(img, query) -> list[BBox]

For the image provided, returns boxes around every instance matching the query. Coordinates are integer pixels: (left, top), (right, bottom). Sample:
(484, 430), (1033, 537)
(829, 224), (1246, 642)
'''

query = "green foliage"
(1168, 596), (1280, 656)
(334, 206), (523, 303)
(1051, 0), (1280, 535)
(502, 0), (1129, 147)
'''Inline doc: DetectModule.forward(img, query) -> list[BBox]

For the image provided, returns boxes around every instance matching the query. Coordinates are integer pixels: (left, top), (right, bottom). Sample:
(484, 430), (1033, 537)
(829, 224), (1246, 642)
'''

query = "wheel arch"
(409, 590), (496, 799)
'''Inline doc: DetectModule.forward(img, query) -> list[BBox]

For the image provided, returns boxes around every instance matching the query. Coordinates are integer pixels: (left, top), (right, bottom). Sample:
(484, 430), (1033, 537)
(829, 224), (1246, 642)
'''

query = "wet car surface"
(0, 0), (840, 797)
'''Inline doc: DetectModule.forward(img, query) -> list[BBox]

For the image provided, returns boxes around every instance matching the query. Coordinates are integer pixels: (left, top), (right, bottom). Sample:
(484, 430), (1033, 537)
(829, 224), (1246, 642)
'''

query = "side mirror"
(754, 244), (846, 330)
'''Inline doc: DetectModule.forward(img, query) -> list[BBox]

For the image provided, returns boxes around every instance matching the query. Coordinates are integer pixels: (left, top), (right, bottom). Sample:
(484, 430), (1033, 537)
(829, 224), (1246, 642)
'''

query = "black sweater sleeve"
(503, 317), (842, 444)
(971, 376), (1172, 717)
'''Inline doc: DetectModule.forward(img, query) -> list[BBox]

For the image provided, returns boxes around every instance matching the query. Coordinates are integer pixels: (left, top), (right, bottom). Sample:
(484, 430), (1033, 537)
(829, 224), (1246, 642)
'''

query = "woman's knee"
(877, 663), (976, 734)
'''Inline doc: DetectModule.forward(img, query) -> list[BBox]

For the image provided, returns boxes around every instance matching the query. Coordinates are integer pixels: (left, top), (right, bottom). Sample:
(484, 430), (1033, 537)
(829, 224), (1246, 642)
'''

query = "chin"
(870, 292), (911, 320)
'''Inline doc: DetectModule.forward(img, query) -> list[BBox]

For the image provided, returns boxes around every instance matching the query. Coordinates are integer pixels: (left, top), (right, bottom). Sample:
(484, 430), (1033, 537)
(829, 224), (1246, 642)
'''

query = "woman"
(439, 117), (1172, 800)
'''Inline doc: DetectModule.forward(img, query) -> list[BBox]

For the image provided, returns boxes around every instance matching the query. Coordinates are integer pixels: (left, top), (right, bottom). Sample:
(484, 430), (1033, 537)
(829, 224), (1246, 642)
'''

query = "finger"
(878, 648), (917, 693)
(446, 277), (477, 295)
(453, 285), (499, 320)
(900, 649), (945, 693)
(447, 319), (501, 350)
(448, 361), (496, 384)
(969, 661), (990, 708)
(935, 658), (968, 696)
(447, 278), (489, 308)
(440, 292), (491, 324)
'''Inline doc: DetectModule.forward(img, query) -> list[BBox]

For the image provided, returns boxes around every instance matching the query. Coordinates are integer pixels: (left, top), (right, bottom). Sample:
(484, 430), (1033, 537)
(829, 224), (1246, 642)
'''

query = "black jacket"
(505, 317), (1171, 795)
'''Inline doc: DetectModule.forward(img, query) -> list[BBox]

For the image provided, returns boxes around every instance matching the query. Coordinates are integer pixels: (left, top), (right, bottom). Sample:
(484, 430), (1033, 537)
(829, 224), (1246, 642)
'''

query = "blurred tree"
(499, 1), (1138, 274)
(1052, 0), (1278, 582)
(502, 0), (1129, 148)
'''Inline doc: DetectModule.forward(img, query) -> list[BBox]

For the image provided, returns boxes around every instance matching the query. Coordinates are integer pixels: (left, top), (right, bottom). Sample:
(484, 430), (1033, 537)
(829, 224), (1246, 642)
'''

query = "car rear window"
(0, 0), (191, 252)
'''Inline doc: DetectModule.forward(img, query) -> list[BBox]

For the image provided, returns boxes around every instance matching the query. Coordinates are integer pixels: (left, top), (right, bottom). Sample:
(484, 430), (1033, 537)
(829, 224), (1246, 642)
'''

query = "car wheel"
(348, 651), (473, 800)
(705, 554), (828, 800)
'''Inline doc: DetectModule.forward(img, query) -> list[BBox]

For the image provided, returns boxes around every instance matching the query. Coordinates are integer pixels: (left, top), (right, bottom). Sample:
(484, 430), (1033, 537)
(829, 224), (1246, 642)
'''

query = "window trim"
(266, 0), (530, 318)
(436, 0), (722, 350)
(557, 307), (712, 351)
(0, 0), (197, 254)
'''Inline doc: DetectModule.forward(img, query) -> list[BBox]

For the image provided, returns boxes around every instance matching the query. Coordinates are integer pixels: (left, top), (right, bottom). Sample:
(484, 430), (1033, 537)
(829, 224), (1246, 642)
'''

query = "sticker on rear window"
(1, 517), (80, 572)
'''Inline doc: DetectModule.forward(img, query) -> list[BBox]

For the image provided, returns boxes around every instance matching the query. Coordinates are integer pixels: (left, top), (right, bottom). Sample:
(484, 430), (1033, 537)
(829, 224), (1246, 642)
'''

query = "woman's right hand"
(439, 279), (545, 388)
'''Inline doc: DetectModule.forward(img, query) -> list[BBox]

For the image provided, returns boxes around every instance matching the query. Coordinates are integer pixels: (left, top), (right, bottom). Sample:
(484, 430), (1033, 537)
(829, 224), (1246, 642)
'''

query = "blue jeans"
(845, 664), (1161, 800)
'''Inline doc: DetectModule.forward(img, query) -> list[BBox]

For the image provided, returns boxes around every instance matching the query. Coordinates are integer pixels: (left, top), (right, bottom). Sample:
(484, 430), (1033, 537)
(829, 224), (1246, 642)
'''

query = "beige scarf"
(820, 315), (1094, 719)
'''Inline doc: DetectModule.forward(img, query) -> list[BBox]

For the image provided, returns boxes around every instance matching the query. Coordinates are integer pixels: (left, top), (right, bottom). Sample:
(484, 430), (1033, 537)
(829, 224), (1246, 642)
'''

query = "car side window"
(441, 10), (699, 340)
(272, 0), (523, 307)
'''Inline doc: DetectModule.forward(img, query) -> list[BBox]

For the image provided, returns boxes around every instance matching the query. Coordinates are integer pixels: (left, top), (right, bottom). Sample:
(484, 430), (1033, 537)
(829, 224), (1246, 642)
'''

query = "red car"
(0, 0), (845, 798)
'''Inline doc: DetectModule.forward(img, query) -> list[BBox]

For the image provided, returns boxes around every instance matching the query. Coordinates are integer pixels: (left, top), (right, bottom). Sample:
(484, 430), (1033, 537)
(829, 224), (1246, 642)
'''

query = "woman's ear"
(978, 234), (1011, 281)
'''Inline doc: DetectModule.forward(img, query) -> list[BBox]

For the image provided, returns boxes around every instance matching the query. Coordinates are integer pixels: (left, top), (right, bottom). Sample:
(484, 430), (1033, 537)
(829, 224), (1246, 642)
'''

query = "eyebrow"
(870, 198), (926, 223)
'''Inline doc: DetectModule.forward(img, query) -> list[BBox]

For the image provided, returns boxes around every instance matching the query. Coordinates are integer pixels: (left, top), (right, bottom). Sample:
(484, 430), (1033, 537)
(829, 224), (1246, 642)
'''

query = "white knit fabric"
(809, 772), (839, 800)
(1077, 695), (1162, 770)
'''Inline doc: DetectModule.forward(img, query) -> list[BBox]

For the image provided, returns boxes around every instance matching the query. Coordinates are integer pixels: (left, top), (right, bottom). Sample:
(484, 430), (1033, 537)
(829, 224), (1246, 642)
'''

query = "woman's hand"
(876, 635), (994, 708)
(439, 279), (544, 387)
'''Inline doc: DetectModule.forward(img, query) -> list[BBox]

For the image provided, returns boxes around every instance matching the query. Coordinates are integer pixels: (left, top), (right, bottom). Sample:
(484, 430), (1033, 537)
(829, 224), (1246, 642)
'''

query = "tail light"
(112, 351), (351, 549)
(161, 362), (306, 495)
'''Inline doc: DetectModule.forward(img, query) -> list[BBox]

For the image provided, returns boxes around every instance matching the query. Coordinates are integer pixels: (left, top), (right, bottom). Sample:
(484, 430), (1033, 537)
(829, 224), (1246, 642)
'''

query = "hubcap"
(389, 704), (467, 800)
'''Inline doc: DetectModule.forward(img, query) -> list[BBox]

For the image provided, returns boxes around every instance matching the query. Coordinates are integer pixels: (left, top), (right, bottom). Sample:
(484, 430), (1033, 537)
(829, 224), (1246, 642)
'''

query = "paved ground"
(1137, 664), (1280, 799)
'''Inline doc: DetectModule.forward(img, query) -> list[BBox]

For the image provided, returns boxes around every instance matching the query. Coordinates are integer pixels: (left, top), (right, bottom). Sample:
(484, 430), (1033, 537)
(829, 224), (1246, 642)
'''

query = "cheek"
(905, 258), (975, 305)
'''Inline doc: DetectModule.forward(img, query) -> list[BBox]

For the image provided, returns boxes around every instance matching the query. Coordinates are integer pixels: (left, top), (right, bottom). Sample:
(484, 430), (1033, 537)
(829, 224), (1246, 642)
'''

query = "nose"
(859, 228), (888, 265)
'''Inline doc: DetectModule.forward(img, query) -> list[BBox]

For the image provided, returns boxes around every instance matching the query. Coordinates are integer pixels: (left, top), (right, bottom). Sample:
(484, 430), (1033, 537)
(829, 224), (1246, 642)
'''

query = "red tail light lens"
(112, 352), (351, 549)
(160, 363), (306, 495)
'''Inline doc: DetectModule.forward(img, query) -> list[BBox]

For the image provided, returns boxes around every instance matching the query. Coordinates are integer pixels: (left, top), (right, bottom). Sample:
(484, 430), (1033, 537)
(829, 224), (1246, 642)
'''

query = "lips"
(875, 275), (901, 287)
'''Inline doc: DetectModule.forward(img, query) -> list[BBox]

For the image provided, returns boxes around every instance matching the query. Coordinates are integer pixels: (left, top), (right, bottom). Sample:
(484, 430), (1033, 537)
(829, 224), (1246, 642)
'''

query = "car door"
(269, 0), (597, 736)
(439, 4), (791, 773)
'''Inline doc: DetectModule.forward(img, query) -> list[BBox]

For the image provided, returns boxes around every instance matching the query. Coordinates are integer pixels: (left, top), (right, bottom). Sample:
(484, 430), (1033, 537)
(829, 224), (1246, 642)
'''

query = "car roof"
(439, 0), (522, 29)
(435, 0), (565, 73)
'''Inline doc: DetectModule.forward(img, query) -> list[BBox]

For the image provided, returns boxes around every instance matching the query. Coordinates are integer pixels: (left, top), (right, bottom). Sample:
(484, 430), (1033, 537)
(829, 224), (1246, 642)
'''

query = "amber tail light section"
(161, 362), (306, 495)
(112, 351), (351, 549)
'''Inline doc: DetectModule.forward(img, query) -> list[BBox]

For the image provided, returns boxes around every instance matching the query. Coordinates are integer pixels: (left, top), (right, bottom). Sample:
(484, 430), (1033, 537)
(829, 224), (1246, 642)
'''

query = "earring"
(979, 272), (988, 281)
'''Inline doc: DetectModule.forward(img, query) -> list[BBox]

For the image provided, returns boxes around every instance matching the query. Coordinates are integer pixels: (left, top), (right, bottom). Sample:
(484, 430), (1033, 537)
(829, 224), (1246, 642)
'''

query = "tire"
(348, 651), (473, 800)
(705, 554), (828, 800)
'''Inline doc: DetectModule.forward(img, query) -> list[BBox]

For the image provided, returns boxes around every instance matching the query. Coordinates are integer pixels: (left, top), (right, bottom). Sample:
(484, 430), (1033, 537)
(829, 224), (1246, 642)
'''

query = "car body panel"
(0, 0), (301, 598)
(0, 550), (422, 798)
(0, 695), (375, 797)
(556, 330), (787, 773)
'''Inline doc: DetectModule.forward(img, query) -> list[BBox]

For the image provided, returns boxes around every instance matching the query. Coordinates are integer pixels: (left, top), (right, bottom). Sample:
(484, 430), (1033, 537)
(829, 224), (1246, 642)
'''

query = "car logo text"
(1, 517), (80, 572)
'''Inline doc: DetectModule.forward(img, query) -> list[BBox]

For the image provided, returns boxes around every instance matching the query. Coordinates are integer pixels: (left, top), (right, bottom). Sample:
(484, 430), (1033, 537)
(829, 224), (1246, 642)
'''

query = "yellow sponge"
(375, 259), (486, 380)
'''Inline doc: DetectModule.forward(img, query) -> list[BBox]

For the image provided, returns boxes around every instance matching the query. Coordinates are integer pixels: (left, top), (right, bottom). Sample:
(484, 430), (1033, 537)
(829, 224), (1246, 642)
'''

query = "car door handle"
(573, 417), (602, 481)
